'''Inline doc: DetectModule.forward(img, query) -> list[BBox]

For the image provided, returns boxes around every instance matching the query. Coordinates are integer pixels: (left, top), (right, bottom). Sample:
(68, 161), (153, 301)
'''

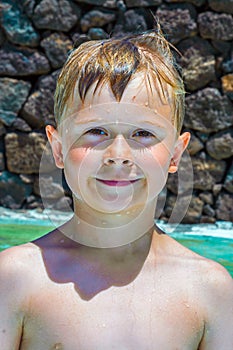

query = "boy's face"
(48, 74), (189, 214)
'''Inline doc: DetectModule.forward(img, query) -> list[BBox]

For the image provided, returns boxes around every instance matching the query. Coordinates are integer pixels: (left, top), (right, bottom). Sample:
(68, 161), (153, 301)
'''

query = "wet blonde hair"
(54, 26), (185, 133)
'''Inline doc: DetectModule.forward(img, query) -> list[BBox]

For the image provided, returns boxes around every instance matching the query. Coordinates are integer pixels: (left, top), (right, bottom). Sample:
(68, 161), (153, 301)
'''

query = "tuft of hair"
(54, 24), (185, 133)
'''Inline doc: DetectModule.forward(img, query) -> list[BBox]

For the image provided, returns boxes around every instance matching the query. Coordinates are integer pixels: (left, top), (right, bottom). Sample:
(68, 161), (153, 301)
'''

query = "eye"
(85, 128), (108, 136)
(133, 130), (155, 138)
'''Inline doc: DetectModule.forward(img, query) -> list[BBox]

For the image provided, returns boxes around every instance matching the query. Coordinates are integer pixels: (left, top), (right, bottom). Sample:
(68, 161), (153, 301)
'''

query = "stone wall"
(0, 0), (232, 223)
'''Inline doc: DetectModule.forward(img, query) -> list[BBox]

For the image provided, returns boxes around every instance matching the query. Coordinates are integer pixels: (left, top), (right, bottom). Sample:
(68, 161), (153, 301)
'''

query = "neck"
(63, 198), (157, 249)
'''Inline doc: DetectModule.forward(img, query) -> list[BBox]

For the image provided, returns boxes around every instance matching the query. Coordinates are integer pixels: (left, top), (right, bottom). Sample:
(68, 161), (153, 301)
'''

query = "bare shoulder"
(157, 233), (233, 319)
(0, 228), (60, 272)
(157, 233), (233, 284)
(0, 243), (42, 315)
(0, 242), (42, 284)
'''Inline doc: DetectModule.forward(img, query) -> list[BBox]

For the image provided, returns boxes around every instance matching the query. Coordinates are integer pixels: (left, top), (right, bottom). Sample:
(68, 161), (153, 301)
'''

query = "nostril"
(104, 158), (133, 166)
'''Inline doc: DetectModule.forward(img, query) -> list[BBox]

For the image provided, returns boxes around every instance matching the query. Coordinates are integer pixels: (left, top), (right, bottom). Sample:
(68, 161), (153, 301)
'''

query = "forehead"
(64, 73), (174, 124)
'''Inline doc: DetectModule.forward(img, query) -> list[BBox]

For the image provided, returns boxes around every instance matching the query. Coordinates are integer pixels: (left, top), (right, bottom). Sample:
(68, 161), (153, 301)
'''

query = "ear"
(168, 132), (190, 173)
(45, 125), (64, 169)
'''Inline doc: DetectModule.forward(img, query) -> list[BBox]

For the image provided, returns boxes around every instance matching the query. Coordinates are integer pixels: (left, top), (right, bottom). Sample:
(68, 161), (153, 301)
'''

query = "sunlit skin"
(0, 73), (233, 350)
(45, 74), (189, 247)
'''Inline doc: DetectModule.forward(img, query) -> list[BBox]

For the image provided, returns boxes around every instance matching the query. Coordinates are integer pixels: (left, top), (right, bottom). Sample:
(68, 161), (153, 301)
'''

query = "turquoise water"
(0, 216), (232, 277)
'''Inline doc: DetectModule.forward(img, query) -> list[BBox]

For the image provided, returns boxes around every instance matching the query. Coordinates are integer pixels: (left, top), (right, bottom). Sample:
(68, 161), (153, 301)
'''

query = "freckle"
(132, 95), (136, 101)
(53, 343), (63, 350)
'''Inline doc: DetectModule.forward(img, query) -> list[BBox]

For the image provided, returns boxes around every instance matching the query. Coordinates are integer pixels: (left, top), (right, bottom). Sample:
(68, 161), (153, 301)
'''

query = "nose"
(103, 135), (134, 167)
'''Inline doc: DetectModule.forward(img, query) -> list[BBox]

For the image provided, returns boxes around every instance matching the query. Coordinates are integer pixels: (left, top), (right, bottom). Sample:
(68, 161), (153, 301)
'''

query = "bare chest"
(21, 279), (203, 350)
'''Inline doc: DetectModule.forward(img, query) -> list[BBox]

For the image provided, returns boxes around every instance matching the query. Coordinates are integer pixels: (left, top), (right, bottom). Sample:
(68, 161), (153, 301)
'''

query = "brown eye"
(133, 130), (154, 138)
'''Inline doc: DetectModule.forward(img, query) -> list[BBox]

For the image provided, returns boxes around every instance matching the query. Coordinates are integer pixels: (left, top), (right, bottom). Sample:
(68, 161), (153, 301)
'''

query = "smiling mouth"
(96, 179), (141, 187)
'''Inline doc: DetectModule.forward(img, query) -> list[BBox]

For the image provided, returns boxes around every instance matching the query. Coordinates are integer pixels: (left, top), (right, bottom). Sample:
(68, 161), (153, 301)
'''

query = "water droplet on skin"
(145, 101), (149, 106)
(101, 221), (107, 225)
(126, 211), (130, 215)
(102, 323), (106, 328)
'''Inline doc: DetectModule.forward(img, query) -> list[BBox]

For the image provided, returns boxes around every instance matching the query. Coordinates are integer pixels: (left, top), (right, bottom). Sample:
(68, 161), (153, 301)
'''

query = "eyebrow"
(141, 120), (165, 128)
(74, 117), (104, 125)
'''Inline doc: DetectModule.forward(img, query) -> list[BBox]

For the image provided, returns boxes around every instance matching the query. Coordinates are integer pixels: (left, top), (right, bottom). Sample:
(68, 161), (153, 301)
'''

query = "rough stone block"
(206, 129), (233, 160)
(5, 132), (56, 174)
(211, 40), (232, 58)
(178, 37), (215, 91)
(216, 193), (233, 221)
(0, 78), (31, 126)
(165, 194), (204, 223)
(11, 118), (32, 132)
(192, 156), (227, 190)
(0, 46), (50, 76)
(187, 132), (204, 155)
(208, 0), (233, 14)
(81, 10), (116, 32)
(0, 171), (32, 209)
(32, 0), (81, 32)
(41, 33), (72, 69)
(184, 88), (233, 133)
(113, 9), (148, 35)
(199, 191), (214, 205)
(156, 4), (197, 44)
(0, 0), (40, 47)
(198, 12), (233, 41)
(22, 73), (58, 128)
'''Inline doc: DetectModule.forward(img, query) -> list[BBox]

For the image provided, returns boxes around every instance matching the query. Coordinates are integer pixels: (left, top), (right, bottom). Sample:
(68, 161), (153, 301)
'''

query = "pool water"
(0, 222), (232, 277)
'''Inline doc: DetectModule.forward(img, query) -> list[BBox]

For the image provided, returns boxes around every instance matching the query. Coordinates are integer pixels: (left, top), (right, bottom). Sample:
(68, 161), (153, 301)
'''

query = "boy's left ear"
(168, 132), (190, 173)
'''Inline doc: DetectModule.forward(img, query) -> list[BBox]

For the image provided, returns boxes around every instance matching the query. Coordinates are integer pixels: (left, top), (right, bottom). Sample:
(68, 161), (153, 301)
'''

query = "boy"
(0, 28), (233, 350)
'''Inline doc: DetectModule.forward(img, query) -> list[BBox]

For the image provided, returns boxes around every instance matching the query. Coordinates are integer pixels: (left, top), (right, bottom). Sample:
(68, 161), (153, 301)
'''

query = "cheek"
(135, 145), (171, 199)
(136, 144), (171, 173)
(64, 148), (103, 176)
(67, 148), (86, 164)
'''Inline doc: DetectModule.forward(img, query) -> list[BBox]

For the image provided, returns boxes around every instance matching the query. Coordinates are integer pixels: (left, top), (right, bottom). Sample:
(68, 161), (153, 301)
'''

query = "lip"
(96, 179), (141, 187)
